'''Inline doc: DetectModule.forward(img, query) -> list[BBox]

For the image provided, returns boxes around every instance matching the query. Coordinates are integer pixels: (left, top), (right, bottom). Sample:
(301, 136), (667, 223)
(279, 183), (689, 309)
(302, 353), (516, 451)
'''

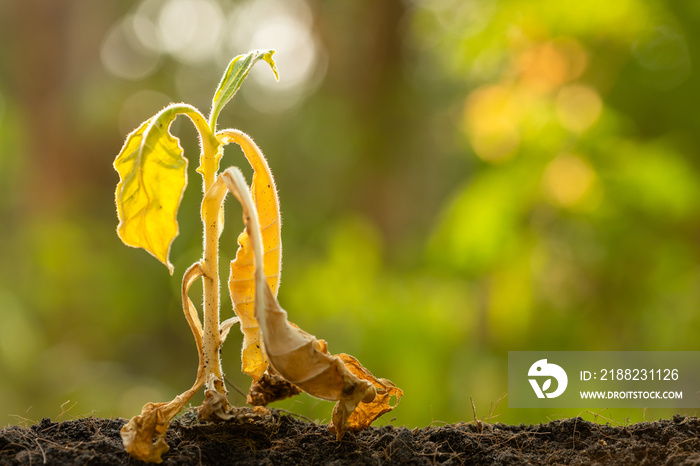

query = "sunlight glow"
(157, 0), (224, 63)
(225, 0), (326, 113)
(103, 0), (325, 112)
(101, 16), (161, 80)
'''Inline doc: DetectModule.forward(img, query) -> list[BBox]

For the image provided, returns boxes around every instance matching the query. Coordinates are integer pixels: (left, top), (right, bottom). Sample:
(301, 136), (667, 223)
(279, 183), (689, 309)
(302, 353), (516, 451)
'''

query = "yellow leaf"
(114, 110), (189, 274)
(219, 129), (281, 380)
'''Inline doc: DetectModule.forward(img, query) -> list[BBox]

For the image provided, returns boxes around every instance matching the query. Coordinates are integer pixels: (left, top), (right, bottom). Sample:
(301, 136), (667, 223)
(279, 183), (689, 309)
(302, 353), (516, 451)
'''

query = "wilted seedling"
(113, 50), (402, 463)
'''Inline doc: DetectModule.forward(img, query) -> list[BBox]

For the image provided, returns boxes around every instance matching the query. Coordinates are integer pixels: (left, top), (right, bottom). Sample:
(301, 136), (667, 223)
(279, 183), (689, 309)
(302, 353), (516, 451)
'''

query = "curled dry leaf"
(335, 353), (403, 433)
(120, 401), (174, 464)
(120, 391), (201, 463)
(221, 168), (402, 440)
(120, 263), (207, 463)
(220, 129), (282, 381)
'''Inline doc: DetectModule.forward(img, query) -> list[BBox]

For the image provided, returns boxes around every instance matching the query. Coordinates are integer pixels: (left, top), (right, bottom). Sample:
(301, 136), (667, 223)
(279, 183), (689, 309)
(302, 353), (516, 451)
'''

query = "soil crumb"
(2, 409), (700, 465)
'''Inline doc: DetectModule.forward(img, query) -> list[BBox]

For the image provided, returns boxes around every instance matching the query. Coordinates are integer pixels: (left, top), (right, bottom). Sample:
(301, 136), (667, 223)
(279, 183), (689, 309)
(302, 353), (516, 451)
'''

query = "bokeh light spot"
(132, 0), (163, 54)
(157, 0), (224, 63)
(543, 153), (598, 208)
(158, 0), (197, 52)
(249, 16), (317, 91)
(464, 84), (520, 163)
(225, 0), (326, 113)
(517, 38), (588, 93)
(556, 84), (602, 133)
(101, 16), (161, 80)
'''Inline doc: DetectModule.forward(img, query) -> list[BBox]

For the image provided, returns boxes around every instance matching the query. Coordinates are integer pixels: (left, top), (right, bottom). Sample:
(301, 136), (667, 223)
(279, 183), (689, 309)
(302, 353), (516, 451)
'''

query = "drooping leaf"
(114, 104), (211, 273)
(220, 129), (281, 380)
(209, 50), (279, 130)
(221, 167), (401, 440)
(120, 262), (210, 463)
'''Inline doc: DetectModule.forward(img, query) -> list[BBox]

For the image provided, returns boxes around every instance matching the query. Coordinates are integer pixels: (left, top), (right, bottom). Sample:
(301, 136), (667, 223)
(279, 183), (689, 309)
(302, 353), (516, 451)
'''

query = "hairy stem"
(200, 171), (229, 394)
(174, 105), (224, 375)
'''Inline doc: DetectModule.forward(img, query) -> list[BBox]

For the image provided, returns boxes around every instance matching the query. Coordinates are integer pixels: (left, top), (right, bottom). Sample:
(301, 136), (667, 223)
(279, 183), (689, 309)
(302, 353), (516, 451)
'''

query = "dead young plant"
(113, 50), (402, 463)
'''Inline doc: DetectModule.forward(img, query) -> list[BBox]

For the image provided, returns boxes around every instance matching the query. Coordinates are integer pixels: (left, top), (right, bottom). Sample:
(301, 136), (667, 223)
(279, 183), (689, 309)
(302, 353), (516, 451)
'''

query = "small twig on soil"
(223, 376), (247, 399)
(9, 409), (36, 429)
(470, 397), (484, 433)
(486, 393), (506, 423)
(57, 400), (78, 422)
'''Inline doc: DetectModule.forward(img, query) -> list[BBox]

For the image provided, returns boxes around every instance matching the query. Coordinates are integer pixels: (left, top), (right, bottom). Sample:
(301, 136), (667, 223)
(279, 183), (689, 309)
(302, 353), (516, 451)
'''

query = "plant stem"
(199, 135), (226, 394)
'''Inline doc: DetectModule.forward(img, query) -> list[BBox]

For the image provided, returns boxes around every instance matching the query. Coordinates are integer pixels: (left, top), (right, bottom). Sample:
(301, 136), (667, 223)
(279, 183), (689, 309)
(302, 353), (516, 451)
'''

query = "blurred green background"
(1, 0), (700, 430)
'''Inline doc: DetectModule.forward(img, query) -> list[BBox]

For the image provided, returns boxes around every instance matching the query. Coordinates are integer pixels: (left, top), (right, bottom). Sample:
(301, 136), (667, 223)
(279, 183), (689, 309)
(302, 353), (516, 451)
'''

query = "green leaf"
(209, 50), (279, 130)
(114, 105), (193, 274)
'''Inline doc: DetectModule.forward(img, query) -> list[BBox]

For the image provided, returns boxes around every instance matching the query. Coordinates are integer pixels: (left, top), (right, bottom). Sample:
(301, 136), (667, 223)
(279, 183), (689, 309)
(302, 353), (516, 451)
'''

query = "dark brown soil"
(2, 409), (700, 465)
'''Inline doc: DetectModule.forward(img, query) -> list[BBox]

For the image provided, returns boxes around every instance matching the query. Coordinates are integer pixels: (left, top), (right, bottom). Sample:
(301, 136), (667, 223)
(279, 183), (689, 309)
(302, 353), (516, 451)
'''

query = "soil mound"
(2, 409), (700, 464)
